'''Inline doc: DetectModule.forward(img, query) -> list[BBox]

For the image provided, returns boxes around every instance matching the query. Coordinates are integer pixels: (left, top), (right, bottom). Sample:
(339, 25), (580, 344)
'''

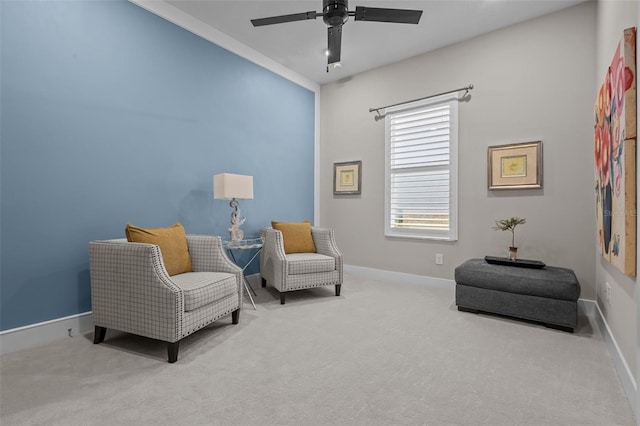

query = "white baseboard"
(344, 264), (455, 293)
(591, 300), (638, 421)
(0, 312), (93, 355)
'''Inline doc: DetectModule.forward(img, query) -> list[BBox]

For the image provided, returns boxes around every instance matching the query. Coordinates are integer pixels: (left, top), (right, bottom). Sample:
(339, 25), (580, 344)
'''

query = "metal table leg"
(243, 279), (257, 310)
(227, 247), (261, 310)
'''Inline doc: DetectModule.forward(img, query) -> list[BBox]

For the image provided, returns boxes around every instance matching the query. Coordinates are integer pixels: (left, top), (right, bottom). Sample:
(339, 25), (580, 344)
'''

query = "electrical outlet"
(435, 253), (444, 265)
(605, 282), (612, 305)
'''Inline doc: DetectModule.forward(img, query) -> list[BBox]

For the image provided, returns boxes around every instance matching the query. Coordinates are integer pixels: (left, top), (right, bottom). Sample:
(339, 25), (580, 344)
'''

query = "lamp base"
(229, 198), (246, 242)
(229, 227), (244, 242)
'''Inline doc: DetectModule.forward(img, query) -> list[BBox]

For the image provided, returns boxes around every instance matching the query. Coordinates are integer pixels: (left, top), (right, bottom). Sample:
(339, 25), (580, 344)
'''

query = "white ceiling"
(160, 0), (587, 85)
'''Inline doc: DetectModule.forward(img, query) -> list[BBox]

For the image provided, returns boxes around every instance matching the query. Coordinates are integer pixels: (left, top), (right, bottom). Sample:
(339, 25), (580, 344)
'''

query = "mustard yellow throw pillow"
(125, 222), (192, 276)
(271, 220), (316, 254)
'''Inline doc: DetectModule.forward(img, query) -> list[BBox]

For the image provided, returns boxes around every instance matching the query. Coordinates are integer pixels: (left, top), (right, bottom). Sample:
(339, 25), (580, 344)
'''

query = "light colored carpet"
(0, 272), (635, 426)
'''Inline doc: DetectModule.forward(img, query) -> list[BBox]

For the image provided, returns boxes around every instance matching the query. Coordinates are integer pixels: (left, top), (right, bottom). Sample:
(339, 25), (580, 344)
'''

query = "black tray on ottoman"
(484, 256), (546, 269)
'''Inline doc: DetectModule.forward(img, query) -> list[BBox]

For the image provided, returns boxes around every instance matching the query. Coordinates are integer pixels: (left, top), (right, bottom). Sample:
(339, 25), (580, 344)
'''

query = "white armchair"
(89, 235), (242, 363)
(260, 226), (343, 304)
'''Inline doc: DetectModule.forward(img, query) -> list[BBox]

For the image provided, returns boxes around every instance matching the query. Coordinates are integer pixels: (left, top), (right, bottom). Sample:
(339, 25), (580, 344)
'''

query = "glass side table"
(223, 237), (263, 310)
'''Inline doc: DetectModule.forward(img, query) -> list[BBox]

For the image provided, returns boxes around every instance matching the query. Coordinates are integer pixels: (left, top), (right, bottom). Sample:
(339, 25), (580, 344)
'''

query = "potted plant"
(493, 217), (527, 261)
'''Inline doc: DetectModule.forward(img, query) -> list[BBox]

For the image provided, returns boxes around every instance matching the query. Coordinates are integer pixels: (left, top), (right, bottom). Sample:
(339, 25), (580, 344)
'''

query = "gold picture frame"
(333, 161), (362, 195)
(488, 141), (542, 190)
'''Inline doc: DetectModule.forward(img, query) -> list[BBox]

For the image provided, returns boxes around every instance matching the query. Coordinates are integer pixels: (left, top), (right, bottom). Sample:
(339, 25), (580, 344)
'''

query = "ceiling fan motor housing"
(323, 0), (349, 26)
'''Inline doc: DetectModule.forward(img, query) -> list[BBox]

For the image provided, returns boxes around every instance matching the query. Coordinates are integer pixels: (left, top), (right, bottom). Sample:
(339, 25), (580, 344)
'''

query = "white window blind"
(384, 94), (458, 240)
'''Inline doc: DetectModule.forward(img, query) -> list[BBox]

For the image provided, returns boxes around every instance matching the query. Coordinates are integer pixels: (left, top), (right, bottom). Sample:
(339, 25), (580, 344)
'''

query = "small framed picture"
(488, 141), (542, 189)
(333, 161), (362, 195)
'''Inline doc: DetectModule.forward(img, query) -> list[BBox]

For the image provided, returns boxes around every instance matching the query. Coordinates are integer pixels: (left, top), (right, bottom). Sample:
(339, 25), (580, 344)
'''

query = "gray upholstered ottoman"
(454, 258), (581, 332)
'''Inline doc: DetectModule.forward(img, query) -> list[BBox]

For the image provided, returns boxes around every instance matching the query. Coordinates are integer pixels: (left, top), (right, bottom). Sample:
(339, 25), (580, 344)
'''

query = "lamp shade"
(214, 173), (254, 200)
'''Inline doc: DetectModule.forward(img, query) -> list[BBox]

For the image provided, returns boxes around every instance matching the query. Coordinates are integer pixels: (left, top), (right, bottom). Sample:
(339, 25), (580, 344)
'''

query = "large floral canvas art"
(595, 27), (637, 276)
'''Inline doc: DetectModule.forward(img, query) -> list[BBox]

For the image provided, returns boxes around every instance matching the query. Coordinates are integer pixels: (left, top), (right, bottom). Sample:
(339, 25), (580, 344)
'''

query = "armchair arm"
(311, 227), (343, 284)
(260, 228), (288, 260)
(89, 239), (182, 342)
(311, 227), (343, 258)
(187, 234), (243, 306)
(187, 235), (242, 275)
(260, 227), (287, 288)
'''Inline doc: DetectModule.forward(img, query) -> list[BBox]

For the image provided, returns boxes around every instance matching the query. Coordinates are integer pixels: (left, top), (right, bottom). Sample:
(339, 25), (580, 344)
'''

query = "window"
(384, 94), (458, 240)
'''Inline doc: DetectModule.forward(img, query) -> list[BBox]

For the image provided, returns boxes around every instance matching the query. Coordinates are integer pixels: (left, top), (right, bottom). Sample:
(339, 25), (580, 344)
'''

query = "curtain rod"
(369, 84), (474, 121)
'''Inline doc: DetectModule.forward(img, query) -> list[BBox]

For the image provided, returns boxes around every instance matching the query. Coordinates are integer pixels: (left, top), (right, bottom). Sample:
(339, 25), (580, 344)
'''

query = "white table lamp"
(214, 173), (254, 242)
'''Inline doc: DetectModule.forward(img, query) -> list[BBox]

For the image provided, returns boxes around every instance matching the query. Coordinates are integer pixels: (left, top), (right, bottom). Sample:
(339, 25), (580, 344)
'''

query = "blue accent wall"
(0, 0), (315, 331)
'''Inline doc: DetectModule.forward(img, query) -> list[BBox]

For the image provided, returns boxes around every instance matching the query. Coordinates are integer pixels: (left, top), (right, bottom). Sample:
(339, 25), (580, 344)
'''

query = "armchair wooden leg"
(167, 342), (179, 363)
(261, 278), (267, 287)
(280, 293), (286, 305)
(335, 284), (342, 297)
(232, 309), (240, 324)
(93, 326), (106, 344)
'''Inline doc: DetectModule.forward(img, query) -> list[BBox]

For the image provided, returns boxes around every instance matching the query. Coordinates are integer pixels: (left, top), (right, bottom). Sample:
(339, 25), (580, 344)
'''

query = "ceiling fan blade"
(251, 11), (319, 27)
(327, 26), (342, 64)
(354, 6), (422, 24)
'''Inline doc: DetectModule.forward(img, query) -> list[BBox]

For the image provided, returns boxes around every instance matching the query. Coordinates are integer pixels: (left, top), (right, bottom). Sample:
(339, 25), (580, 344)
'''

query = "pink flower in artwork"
(624, 28), (636, 62)
(595, 126), (603, 182)
(595, 84), (606, 128)
(614, 164), (622, 197)
(625, 66), (635, 91)
(614, 56), (625, 109)
(604, 71), (612, 118)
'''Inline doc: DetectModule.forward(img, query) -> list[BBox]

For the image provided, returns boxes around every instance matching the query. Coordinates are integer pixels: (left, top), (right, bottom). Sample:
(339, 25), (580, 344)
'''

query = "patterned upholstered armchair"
(89, 235), (242, 363)
(260, 226), (343, 304)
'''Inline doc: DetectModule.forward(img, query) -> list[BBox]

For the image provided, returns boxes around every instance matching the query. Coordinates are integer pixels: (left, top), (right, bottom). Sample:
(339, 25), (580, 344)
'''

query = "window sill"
(384, 232), (457, 242)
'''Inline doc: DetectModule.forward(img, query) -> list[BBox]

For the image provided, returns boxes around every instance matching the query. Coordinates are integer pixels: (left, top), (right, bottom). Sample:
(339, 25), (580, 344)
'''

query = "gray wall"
(595, 0), (639, 386)
(321, 2), (596, 298)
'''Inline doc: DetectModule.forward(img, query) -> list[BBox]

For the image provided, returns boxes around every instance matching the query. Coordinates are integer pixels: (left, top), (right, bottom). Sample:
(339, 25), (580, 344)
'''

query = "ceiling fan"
(251, 0), (423, 69)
